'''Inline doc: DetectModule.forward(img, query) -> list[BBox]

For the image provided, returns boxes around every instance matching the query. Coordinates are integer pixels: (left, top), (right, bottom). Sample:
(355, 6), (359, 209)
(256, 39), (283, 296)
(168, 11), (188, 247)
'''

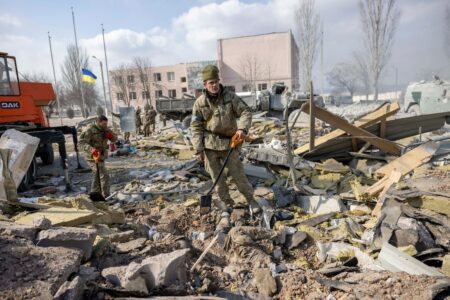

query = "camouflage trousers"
(87, 160), (110, 197)
(143, 122), (155, 136)
(204, 149), (255, 205)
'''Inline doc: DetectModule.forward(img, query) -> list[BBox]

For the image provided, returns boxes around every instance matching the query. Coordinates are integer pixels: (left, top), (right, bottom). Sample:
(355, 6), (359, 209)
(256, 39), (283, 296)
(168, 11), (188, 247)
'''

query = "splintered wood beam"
(294, 102), (400, 155)
(299, 103), (401, 156)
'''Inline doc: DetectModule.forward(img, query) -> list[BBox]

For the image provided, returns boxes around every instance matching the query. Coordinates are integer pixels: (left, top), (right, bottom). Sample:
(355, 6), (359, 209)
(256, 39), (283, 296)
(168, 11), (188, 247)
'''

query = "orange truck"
(0, 52), (80, 191)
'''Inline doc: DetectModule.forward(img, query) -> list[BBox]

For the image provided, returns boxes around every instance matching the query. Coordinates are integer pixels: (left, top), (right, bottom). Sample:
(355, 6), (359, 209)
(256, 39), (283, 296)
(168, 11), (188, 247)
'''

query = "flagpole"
(102, 24), (113, 116)
(48, 31), (63, 126)
(92, 56), (108, 116)
(71, 6), (87, 119)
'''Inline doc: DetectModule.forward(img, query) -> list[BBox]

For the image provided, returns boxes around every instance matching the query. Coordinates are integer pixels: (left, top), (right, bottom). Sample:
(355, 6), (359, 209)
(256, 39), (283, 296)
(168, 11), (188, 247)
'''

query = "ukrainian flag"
(82, 68), (97, 83)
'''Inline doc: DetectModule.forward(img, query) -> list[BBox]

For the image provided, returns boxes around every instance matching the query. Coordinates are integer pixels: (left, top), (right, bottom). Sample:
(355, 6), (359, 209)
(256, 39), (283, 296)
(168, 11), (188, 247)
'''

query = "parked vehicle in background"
(404, 76), (450, 115)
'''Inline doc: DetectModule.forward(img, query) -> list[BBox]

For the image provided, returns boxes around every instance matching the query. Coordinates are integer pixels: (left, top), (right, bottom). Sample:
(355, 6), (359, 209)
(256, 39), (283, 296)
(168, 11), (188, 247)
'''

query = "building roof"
(218, 30), (293, 41)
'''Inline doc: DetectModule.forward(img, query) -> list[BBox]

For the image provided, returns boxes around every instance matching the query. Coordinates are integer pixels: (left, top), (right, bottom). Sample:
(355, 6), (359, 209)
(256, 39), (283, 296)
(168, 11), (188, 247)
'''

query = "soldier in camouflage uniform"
(191, 65), (261, 214)
(143, 106), (157, 136)
(79, 115), (118, 197)
(135, 106), (142, 135)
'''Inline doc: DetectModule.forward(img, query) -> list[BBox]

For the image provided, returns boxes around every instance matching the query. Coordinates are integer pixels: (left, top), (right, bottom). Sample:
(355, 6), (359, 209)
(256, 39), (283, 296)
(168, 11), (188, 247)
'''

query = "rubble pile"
(1, 103), (450, 299)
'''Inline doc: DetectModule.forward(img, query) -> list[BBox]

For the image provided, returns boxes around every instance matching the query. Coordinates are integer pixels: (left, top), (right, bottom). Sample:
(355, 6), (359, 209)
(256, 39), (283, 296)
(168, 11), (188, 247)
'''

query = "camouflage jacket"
(135, 110), (142, 126)
(79, 124), (118, 162)
(145, 110), (157, 123)
(191, 85), (252, 152)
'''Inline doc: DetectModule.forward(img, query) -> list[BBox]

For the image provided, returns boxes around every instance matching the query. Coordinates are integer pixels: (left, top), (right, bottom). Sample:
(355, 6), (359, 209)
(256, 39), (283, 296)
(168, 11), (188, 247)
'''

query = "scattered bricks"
(0, 221), (37, 241)
(253, 267), (277, 297)
(37, 227), (97, 260)
(53, 275), (85, 300)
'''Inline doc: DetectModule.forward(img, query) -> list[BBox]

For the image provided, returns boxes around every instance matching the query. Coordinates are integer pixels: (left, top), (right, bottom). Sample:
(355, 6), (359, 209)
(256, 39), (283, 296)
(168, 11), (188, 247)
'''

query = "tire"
(40, 143), (54, 165)
(18, 158), (36, 192)
(407, 105), (421, 116)
(182, 114), (192, 130)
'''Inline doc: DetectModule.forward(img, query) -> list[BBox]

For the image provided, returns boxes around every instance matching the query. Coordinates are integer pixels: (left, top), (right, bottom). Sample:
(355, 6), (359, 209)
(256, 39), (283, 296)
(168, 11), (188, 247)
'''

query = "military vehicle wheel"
(18, 158), (36, 192)
(408, 105), (421, 116)
(40, 143), (54, 165)
(182, 115), (192, 130)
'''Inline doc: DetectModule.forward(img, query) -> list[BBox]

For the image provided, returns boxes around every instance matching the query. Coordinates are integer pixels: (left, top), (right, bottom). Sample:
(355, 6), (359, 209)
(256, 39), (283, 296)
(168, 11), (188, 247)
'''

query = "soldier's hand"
(104, 131), (114, 140)
(235, 129), (247, 141)
(195, 151), (204, 162)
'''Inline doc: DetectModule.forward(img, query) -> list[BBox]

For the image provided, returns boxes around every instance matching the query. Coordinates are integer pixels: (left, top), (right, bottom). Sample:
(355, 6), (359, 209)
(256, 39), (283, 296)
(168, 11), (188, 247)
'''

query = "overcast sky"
(1, 0), (449, 91)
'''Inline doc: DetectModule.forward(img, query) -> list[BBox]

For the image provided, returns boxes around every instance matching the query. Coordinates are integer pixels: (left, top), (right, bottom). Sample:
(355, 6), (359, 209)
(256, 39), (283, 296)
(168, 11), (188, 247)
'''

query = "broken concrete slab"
(15, 207), (97, 227)
(0, 129), (40, 201)
(316, 242), (380, 270)
(253, 268), (277, 297)
(376, 242), (443, 276)
(37, 227), (97, 260)
(0, 220), (37, 241)
(285, 231), (307, 249)
(106, 230), (135, 243)
(442, 255), (450, 276)
(298, 195), (345, 214)
(116, 237), (147, 253)
(125, 248), (190, 291)
(53, 275), (85, 300)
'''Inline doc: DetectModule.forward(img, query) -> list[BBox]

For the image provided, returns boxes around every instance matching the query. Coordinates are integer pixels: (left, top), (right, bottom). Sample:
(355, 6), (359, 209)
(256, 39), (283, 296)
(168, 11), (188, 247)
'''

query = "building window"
(153, 73), (161, 82)
(181, 87), (187, 93)
(225, 86), (235, 92)
(155, 90), (163, 98)
(115, 76), (123, 85)
(258, 83), (268, 91)
(129, 92), (137, 100)
(168, 89), (177, 98)
(142, 91), (150, 99)
(127, 75), (135, 84)
(167, 72), (175, 81)
(116, 93), (123, 100)
(181, 77), (187, 83)
(242, 84), (252, 92)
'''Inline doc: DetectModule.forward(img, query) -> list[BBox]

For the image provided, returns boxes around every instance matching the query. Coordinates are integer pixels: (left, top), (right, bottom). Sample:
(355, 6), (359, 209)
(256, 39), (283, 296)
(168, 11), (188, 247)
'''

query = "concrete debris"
(37, 227), (97, 260)
(1, 102), (449, 299)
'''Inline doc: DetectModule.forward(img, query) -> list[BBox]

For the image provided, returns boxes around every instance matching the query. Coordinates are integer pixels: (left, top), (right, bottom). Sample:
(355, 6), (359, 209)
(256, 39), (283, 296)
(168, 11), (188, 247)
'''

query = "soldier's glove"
(91, 148), (100, 158)
(104, 131), (114, 140)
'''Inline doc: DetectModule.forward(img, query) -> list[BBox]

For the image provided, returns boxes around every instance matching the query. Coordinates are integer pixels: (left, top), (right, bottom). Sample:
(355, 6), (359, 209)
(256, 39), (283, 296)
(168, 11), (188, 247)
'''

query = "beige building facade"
(109, 31), (299, 111)
(218, 31), (299, 93)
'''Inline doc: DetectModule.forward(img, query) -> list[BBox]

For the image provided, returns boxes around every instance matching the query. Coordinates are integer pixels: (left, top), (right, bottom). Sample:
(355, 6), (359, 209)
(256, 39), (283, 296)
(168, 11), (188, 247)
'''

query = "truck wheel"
(18, 159), (36, 192)
(407, 105), (421, 116)
(182, 115), (192, 130)
(40, 143), (54, 165)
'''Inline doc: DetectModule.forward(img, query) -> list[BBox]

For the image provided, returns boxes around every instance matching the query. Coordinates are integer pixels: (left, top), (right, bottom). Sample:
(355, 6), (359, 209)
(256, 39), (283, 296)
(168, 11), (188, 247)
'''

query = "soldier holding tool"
(191, 64), (261, 214)
(79, 115), (117, 197)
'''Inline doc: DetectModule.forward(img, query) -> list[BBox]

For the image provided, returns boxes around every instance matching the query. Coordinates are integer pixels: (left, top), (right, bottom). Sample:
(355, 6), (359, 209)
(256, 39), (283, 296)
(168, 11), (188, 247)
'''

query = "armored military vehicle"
(404, 76), (450, 115)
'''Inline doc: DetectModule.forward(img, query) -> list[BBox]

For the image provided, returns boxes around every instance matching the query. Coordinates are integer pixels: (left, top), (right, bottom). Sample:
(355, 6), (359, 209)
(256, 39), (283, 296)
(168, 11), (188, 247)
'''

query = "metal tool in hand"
(200, 133), (245, 215)
(89, 150), (105, 202)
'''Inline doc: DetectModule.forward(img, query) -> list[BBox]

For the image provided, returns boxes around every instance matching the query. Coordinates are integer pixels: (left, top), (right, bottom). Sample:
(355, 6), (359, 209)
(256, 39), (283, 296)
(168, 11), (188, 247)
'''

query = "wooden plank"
(380, 118), (387, 138)
(143, 140), (192, 150)
(372, 170), (402, 217)
(294, 102), (400, 155)
(376, 141), (438, 177)
(298, 104), (401, 156)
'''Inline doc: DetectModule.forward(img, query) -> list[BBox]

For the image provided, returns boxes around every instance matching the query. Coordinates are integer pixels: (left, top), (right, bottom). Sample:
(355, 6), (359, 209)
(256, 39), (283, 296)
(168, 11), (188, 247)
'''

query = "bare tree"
(133, 57), (152, 106)
(326, 63), (359, 97)
(353, 52), (371, 100)
(359, 0), (400, 101)
(240, 53), (263, 92)
(445, 5), (450, 60)
(60, 44), (99, 115)
(294, 0), (320, 90)
(111, 64), (134, 107)
(20, 72), (51, 83)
